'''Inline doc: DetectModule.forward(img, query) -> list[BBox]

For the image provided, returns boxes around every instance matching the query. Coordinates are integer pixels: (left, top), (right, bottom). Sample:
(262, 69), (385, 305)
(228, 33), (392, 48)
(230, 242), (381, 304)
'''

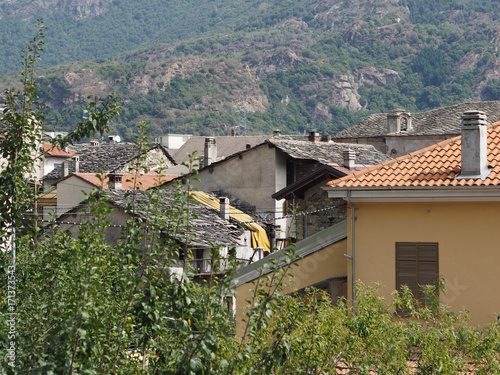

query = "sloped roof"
(268, 139), (390, 170)
(107, 189), (242, 248)
(233, 220), (348, 287)
(171, 136), (272, 164)
(59, 173), (178, 190)
(44, 143), (175, 181)
(334, 101), (500, 139)
(327, 122), (500, 190)
(42, 144), (75, 157)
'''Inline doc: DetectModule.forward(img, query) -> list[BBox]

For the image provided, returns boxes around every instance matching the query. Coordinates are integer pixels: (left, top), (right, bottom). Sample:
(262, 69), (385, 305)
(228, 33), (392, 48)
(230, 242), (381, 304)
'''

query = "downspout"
(347, 191), (355, 304)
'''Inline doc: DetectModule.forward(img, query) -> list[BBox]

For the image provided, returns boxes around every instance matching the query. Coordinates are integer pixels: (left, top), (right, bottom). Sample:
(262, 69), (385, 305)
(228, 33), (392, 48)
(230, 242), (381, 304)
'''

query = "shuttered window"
(396, 242), (438, 301)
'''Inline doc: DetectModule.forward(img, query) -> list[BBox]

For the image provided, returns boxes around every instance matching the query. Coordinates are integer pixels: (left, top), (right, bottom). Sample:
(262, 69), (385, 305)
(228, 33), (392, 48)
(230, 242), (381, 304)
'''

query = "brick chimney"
(204, 137), (217, 167)
(220, 197), (230, 221)
(308, 131), (320, 142)
(343, 148), (356, 170)
(459, 110), (490, 179)
(107, 173), (123, 190)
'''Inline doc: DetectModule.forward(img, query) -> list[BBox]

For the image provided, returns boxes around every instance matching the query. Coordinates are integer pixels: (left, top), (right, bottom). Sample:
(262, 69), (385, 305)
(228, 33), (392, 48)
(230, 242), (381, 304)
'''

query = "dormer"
(387, 109), (412, 134)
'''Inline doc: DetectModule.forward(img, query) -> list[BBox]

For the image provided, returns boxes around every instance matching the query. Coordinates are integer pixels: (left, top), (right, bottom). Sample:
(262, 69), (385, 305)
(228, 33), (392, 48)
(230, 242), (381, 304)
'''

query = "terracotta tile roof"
(69, 173), (178, 190)
(42, 144), (75, 157)
(334, 101), (500, 139)
(327, 122), (500, 189)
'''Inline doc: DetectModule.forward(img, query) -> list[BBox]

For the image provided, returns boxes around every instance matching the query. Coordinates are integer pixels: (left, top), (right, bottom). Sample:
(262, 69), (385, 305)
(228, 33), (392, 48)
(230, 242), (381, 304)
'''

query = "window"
(396, 242), (438, 302)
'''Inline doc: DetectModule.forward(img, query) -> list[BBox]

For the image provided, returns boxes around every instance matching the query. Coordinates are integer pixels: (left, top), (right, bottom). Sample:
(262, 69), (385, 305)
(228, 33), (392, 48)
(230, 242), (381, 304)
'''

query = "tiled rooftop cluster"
(108, 189), (242, 248)
(328, 122), (500, 189)
(334, 101), (500, 138)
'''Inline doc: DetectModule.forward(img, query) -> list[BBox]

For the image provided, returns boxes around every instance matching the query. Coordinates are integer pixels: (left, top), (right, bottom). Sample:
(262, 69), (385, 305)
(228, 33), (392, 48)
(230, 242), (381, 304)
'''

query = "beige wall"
(56, 176), (96, 215)
(347, 201), (500, 325)
(188, 145), (286, 215)
(234, 239), (347, 335)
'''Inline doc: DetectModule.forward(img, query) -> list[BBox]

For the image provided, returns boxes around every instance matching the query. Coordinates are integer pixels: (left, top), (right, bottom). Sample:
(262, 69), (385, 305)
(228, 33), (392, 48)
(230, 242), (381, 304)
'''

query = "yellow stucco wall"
(348, 201), (500, 325)
(234, 238), (347, 335)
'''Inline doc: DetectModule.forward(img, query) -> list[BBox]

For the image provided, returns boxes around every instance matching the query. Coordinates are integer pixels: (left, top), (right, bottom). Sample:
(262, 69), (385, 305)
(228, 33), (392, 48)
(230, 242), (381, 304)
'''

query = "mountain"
(2, 0), (500, 139)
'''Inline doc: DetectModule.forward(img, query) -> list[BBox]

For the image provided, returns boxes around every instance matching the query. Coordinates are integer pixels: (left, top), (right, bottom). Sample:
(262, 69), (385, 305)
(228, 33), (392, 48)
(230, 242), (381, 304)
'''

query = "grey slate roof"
(334, 101), (500, 139)
(107, 189), (242, 248)
(267, 139), (391, 170)
(44, 143), (175, 181)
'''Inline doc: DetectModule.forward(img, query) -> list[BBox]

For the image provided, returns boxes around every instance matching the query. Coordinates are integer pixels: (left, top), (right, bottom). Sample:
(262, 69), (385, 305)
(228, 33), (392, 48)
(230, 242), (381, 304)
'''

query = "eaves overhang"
(325, 186), (500, 202)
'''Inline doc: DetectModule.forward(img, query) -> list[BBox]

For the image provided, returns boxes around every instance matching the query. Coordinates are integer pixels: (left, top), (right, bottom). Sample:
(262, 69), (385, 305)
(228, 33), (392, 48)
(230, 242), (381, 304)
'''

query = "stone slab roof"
(334, 101), (500, 139)
(267, 139), (391, 170)
(107, 189), (242, 248)
(44, 143), (175, 181)
(327, 121), (500, 189)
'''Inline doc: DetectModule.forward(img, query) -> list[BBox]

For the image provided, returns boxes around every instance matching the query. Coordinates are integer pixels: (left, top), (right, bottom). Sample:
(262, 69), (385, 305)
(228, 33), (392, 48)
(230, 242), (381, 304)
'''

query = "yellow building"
(233, 220), (348, 336)
(325, 110), (500, 325)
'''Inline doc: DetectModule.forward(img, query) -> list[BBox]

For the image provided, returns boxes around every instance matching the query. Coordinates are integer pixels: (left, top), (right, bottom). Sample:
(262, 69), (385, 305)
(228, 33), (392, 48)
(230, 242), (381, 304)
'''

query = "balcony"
(186, 258), (248, 275)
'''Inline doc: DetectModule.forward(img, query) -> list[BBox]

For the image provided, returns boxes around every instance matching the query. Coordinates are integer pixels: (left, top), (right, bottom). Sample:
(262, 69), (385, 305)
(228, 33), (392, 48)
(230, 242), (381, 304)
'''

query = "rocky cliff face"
(311, 0), (410, 31)
(0, 0), (110, 19)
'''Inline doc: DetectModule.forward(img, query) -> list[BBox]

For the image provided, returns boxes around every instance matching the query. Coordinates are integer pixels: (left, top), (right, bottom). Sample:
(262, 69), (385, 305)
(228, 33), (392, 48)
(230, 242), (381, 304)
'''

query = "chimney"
(459, 110), (490, 179)
(220, 197), (230, 221)
(321, 134), (331, 142)
(90, 139), (99, 147)
(62, 160), (69, 177)
(72, 155), (80, 173)
(273, 129), (281, 137)
(343, 148), (356, 170)
(308, 131), (320, 142)
(204, 137), (217, 167)
(107, 173), (123, 190)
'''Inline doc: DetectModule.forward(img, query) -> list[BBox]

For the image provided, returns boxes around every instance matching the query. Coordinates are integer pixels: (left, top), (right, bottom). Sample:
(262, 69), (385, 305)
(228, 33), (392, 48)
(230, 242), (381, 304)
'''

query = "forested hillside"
(2, 0), (500, 139)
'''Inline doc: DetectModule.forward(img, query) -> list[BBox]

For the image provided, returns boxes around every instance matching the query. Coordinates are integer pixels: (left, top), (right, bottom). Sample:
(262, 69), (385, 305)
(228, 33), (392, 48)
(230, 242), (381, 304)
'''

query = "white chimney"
(459, 110), (490, 179)
(73, 155), (80, 173)
(220, 197), (230, 221)
(63, 161), (69, 177)
(107, 173), (123, 190)
(273, 129), (281, 137)
(343, 148), (356, 170)
(204, 137), (217, 167)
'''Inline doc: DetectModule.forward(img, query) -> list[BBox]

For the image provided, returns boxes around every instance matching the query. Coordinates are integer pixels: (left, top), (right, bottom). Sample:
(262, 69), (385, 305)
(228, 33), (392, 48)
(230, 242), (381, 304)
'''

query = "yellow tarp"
(190, 191), (270, 252)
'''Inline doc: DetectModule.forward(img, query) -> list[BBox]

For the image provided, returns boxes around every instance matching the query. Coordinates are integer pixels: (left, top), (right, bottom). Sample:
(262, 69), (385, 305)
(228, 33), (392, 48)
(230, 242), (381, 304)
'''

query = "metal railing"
(186, 258), (248, 274)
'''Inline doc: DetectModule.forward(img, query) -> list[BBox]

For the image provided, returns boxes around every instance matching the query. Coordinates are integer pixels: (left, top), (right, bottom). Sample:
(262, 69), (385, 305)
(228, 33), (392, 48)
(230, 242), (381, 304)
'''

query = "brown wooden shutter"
(396, 243), (438, 301)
